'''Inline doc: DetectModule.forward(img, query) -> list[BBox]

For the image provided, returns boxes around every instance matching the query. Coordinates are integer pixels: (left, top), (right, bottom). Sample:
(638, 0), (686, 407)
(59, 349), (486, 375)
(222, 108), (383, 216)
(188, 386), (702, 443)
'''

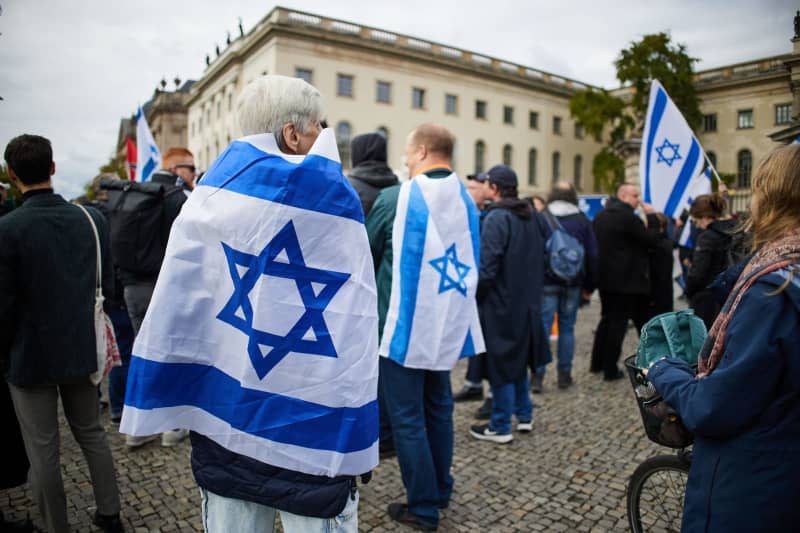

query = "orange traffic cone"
(550, 313), (559, 341)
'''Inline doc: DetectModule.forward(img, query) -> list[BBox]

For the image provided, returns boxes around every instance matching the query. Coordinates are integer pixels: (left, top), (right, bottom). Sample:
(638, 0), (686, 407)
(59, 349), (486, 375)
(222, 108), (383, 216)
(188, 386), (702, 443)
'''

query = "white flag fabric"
(379, 172), (485, 370)
(120, 129), (379, 477)
(639, 80), (707, 219)
(135, 106), (161, 183)
(677, 168), (713, 248)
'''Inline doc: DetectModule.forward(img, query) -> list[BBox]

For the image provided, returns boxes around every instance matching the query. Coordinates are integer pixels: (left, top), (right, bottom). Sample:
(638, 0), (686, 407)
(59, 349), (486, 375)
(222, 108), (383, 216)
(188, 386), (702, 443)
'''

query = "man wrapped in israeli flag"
(367, 123), (484, 530)
(120, 75), (378, 532)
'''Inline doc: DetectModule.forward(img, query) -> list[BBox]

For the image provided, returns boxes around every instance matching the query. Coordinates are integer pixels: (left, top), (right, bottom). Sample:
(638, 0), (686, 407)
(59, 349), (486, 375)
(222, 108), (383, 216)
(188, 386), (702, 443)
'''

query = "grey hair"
(236, 75), (324, 144)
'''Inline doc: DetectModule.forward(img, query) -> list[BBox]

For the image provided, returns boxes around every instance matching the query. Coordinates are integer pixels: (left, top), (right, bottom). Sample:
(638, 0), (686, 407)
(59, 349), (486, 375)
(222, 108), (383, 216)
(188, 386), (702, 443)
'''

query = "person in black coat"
(590, 183), (659, 380)
(685, 193), (737, 329)
(469, 165), (550, 444)
(645, 212), (676, 318)
(347, 133), (399, 217)
(0, 134), (123, 532)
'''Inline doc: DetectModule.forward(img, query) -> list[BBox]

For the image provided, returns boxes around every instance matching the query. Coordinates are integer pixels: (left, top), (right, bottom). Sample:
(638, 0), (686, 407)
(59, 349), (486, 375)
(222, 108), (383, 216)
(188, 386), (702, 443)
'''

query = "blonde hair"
(749, 144), (800, 248)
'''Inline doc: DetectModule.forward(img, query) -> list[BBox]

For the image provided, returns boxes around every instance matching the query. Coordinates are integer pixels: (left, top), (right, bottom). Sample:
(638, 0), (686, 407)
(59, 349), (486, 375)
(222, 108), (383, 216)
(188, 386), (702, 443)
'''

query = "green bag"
(636, 310), (707, 369)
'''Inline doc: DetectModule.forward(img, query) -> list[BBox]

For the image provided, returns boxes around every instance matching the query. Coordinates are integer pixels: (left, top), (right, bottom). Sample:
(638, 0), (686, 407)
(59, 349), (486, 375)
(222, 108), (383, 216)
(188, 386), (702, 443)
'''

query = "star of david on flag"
(429, 243), (470, 296)
(120, 128), (379, 477)
(639, 80), (708, 219)
(217, 220), (350, 380)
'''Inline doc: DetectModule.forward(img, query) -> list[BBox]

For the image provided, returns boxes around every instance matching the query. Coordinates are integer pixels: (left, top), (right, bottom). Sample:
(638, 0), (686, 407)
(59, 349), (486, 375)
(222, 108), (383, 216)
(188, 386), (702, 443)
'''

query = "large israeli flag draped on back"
(135, 106), (161, 183)
(640, 80), (709, 219)
(379, 173), (485, 370)
(120, 129), (379, 477)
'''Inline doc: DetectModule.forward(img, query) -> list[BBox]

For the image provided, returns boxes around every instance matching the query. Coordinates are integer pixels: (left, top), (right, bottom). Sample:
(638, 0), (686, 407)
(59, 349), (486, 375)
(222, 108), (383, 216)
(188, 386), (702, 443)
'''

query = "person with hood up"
(469, 165), (551, 444)
(347, 133), (399, 217)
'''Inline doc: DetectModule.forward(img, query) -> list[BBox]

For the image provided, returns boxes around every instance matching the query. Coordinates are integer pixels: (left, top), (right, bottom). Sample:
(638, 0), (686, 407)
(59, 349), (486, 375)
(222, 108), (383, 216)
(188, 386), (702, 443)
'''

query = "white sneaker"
(517, 420), (533, 433)
(469, 424), (513, 444)
(125, 434), (158, 448)
(161, 429), (190, 447)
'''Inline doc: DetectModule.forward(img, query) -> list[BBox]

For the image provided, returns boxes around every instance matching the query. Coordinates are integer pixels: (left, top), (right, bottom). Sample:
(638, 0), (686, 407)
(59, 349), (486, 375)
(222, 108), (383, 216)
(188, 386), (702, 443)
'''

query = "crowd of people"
(0, 73), (798, 533)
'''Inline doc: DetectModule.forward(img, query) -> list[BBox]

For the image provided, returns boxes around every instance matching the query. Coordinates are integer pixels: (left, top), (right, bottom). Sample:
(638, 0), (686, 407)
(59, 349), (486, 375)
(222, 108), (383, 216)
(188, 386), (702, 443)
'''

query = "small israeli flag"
(135, 106), (161, 183)
(379, 172), (485, 370)
(120, 129), (379, 477)
(640, 80), (708, 219)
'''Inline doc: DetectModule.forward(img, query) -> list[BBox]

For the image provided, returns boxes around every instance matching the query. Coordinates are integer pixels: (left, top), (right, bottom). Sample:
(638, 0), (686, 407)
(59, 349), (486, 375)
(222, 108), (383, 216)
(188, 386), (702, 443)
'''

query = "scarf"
(697, 229), (800, 377)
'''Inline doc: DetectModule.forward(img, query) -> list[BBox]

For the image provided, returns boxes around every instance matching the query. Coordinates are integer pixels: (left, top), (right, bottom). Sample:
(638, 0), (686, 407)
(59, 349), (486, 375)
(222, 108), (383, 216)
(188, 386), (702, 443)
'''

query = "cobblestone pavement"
(1, 297), (683, 532)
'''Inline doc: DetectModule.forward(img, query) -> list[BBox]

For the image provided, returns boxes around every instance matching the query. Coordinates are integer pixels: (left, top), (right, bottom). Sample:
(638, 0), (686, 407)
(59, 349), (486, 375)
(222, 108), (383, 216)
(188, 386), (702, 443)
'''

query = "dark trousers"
(591, 291), (648, 377)
(464, 353), (486, 386)
(123, 280), (156, 336)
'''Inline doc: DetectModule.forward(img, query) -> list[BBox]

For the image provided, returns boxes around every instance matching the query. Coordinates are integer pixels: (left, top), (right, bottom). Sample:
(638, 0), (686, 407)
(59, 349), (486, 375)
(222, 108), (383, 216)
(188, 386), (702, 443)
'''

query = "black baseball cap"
(477, 164), (517, 188)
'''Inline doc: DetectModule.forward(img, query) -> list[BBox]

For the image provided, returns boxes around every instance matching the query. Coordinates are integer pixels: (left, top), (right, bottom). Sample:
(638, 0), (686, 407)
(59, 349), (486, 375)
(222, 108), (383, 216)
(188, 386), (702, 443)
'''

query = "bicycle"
(623, 355), (694, 533)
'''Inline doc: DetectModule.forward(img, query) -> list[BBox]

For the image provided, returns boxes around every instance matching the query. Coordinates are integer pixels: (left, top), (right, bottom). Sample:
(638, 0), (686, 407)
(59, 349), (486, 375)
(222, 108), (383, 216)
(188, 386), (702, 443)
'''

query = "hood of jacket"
(547, 200), (581, 217)
(351, 133), (387, 167)
(486, 197), (532, 219)
(347, 162), (399, 188)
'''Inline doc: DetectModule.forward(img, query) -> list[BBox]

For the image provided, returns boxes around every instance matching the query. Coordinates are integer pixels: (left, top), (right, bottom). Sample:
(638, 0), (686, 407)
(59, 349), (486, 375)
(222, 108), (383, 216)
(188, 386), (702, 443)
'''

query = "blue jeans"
(489, 376), (532, 434)
(379, 358), (453, 526)
(200, 487), (358, 533)
(106, 305), (134, 418)
(537, 284), (581, 375)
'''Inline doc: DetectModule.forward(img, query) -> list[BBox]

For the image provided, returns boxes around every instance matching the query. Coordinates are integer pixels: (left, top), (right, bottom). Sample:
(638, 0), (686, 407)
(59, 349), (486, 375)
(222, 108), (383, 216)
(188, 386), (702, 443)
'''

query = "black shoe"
(603, 369), (625, 381)
(475, 398), (492, 420)
(531, 374), (544, 394)
(453, 385), (483, 402)
(387, 503), (437, 531)
(93, 512), (124, 533)
(557, 369), (573, 389)
(379, 441), (396, 460)
(0, 513), (37, 532)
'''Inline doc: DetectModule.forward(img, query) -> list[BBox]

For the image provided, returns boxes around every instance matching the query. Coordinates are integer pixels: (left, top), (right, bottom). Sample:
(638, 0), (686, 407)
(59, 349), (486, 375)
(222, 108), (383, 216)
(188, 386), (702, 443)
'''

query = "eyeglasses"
(174, 164), (197, 173)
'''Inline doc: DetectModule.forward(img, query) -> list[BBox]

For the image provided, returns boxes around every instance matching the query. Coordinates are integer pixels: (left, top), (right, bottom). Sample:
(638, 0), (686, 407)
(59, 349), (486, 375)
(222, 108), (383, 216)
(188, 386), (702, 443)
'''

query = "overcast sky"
(0, 0), (793, 198)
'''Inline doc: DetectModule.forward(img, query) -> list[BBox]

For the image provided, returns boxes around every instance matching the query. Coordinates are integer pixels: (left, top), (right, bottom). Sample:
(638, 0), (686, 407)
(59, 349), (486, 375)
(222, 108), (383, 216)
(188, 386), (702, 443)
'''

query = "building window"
(377, 126), (389, 160)
(445, 94), (458, 115)
(475, 100), (487, 119)
(528, 148), (537, 186)
(552, 151), (561, 182)
(574, 155), (583, 191)
(707, 151), (717, 169)
(216, 101), (221, 119)
(337, 74), (354, 97)
(412, 87), (425, 109)
(553, 116), (562, 135)
(703, 113), (717, 132)
(475, 140), (485, 174)
(574, 123), (584, 140)
(775, 103), (792, 125)
(529, 111), (539, 130)
(737, 109), (753, 129)
(737, 149), (752, 188)
(376, 81), (391, 103)
(503, 105), (514, 125)
(502, 144), (513, 166)
(295, 68), (313, 84)
(336, 121), (352, 169)
(228, 93), (233, 112)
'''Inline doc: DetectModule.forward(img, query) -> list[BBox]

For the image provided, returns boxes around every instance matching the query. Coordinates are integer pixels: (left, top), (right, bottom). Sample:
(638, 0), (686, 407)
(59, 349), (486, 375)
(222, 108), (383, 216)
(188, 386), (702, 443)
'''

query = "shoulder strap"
(542, 209), (563, 232)
(75, 205), (102, 298)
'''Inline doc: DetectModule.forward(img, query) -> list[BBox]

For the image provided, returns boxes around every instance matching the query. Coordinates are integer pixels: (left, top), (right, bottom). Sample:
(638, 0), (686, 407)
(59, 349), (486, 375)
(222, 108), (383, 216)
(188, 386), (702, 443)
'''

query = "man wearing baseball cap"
(470, 164), (551, 443)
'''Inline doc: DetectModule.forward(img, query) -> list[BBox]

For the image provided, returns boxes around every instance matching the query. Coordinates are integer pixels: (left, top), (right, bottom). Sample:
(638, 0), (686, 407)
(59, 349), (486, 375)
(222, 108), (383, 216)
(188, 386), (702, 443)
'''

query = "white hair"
(236, 75), (324, 137)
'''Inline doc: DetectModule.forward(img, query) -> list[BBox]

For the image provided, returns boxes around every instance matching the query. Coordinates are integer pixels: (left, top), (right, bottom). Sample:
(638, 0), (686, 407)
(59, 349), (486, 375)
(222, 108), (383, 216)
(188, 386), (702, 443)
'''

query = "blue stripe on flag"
(388, 181), (429, 364)
(201, 141), (364, 223)
(663, 138), (701, 217)
(125, 356), (378, 453)
(459, 182), (481, 268)
(644, 88), (668, 203)
(459, 329), (475, 359)
(141, 158), (156, 183)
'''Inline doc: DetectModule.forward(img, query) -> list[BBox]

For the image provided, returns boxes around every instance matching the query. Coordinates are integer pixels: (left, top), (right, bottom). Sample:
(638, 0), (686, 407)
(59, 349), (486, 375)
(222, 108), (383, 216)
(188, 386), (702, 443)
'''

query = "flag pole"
(703, 153), (722, 184)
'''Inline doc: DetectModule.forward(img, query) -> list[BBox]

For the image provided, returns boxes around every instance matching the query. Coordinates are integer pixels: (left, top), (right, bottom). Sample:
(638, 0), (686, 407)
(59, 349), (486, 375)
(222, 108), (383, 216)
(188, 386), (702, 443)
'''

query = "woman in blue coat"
(647, 144), (800, 532)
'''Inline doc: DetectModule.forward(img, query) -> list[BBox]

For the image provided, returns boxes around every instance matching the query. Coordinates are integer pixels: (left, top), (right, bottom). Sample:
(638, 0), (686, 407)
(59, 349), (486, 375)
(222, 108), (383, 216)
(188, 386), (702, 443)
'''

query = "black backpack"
(100, 178), (183, 276)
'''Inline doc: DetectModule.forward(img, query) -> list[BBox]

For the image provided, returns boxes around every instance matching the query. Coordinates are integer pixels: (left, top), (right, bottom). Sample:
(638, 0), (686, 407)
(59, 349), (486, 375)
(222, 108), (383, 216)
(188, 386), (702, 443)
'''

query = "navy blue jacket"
(649, 266), (800, 532)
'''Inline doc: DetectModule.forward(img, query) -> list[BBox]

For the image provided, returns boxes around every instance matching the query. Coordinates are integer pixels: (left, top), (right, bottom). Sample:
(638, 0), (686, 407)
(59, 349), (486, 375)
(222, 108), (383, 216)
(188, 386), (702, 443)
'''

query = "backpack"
(100, 178), (182, 276)
(542, 210), (585, 284)
(636, 309), (707, 369)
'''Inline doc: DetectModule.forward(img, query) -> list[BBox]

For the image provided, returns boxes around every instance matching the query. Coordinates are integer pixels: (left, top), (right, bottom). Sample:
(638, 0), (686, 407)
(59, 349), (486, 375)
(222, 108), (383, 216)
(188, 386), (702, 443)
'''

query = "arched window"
(552, 151), (561, 183)
(574, 154), (583, 191)
(502, 144), (513, 167)
(707, 151), (717, 169)
(336, 121), (352, 170)
(528, 148), (537, 186)
(737, 149), (752, 188)
(475, 140), (485, 174)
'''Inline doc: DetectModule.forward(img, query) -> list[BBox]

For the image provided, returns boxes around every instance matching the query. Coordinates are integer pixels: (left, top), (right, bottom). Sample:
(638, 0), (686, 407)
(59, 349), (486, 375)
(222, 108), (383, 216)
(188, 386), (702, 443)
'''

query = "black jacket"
(347, 133), (398, 217)
(0, 191), (113, 386)
(592, 197), (659, 295)
(685, 219), (737, 298)
(190, 433), (359, 518)
(478, 199), (551, 385)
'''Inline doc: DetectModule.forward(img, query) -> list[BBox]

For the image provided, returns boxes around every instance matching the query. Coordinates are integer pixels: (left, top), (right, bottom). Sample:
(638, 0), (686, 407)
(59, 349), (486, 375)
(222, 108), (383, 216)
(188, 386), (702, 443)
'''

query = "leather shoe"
(453, 385), (483, 402)
(387, 503), (437, 531)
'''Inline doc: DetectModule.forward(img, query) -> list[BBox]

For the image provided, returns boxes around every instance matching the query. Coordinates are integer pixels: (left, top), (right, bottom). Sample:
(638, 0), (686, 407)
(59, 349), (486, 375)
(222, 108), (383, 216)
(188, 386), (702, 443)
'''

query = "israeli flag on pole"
(120, 129), (379, 477)
(640, 80), (708, 219)
(135, 106), (161, 183)
(380, 173), (485, 370)
(677, 167), (713, 248)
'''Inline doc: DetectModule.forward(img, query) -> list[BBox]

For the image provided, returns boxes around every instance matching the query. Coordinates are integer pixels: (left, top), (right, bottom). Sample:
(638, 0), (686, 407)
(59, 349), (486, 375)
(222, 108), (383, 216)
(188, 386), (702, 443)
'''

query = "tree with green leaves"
(570, 32), (701, 193)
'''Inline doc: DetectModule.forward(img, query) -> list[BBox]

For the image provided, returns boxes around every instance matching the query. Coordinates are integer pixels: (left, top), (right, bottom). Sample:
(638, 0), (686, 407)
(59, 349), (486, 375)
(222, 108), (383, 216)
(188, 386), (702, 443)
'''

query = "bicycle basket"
(624, 355), (694, 449)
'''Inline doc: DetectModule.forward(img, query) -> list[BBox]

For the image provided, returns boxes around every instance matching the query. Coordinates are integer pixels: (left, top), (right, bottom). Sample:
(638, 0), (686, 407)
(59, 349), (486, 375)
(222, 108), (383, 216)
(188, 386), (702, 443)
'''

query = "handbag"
(76, 205), (122, 385)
